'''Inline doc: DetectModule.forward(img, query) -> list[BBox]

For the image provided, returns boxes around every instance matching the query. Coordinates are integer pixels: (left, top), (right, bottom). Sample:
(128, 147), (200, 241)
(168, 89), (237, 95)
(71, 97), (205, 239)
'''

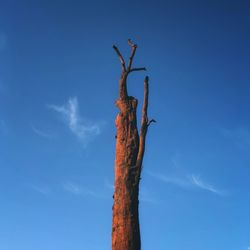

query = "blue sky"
(1, 0), (250, 249)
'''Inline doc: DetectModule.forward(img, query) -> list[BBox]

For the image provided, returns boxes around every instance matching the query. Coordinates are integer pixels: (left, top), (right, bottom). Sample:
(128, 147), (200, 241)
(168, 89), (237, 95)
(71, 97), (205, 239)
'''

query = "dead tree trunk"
(112, 40), (155, 250)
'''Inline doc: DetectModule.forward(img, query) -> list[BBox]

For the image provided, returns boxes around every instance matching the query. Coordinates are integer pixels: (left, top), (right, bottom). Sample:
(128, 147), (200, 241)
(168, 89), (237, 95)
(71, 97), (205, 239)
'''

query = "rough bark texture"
(112, 40), (154, 250)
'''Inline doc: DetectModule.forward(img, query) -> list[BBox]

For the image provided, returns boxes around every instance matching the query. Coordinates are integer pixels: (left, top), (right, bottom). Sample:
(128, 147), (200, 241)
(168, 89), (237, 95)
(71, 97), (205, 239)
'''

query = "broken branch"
(136, 76), (150, 173)
(147, 119), (156, 126)
(127, 39), (137, 71)
(129, 67), (147, 73)
(113, 45), (126, 73)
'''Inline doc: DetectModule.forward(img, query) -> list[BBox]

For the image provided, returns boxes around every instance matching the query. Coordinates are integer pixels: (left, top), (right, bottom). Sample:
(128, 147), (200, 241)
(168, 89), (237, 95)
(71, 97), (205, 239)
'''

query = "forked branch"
(113, 39), (146, 75)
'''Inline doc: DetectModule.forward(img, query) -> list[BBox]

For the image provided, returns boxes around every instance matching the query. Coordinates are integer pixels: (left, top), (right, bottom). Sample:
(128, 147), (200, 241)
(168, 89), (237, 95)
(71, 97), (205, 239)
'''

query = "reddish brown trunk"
(112, 93), (141, 249)
(112, 40), (154, 250)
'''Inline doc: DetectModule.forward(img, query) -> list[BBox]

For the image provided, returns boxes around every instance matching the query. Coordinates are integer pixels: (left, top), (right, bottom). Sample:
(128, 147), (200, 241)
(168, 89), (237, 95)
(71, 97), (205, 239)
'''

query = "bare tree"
(112, 40), (155, 250)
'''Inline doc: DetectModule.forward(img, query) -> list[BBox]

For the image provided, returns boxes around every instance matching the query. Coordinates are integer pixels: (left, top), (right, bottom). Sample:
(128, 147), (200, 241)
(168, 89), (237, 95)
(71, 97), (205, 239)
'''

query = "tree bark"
(112, 40), (154, 250)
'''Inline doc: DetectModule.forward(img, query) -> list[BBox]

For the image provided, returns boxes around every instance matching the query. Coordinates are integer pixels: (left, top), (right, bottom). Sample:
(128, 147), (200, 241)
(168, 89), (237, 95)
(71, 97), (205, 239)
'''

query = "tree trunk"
(112, 40), (154, 250)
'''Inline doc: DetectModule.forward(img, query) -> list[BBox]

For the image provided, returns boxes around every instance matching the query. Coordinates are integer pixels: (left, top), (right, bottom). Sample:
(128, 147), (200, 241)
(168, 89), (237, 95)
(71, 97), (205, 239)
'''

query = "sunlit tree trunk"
(112, 40), (155, 250)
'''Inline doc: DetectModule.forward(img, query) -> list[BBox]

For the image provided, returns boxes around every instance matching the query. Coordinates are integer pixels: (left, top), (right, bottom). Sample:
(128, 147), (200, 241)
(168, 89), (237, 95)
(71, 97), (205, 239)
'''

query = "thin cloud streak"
(189, 174), (225, 195)
(31, 124), (54, 138)
(148, 171), (225, 196)
(48, 97), (101, 144)
(29, 184), (51, 195)
(63, 181), (104, 198)
(147, 171), (190, 188)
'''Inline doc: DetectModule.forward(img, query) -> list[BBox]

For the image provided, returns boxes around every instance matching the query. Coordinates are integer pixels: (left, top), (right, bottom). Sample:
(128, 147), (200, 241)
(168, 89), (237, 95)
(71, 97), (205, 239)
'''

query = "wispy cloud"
(63, 181), (103, 198)
(48, 97), (101, 144)
(147, 171), (190, 188)
(189, 174), (225, 195)
(31, 123), (54, 138)
(29, 184), (51, 195)
(170, 152), (182, 169)
(147, 171), (225, 196)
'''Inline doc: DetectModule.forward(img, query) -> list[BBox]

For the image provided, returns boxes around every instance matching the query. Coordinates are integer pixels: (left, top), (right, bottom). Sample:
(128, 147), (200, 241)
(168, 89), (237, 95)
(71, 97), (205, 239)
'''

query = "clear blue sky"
(0, 0), (250, 249)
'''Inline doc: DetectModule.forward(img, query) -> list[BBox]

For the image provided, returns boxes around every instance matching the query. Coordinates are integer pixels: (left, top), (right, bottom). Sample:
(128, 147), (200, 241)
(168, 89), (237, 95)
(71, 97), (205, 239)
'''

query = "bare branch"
(136, 76), (150, 172)
(127, 39), (137, 71)
(128, 39), (136, 47)
(113, 45), (126, 73)
(147, 119), (156, 126)
(129, 67), (147, 73)
(142, 76), (149, 122)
